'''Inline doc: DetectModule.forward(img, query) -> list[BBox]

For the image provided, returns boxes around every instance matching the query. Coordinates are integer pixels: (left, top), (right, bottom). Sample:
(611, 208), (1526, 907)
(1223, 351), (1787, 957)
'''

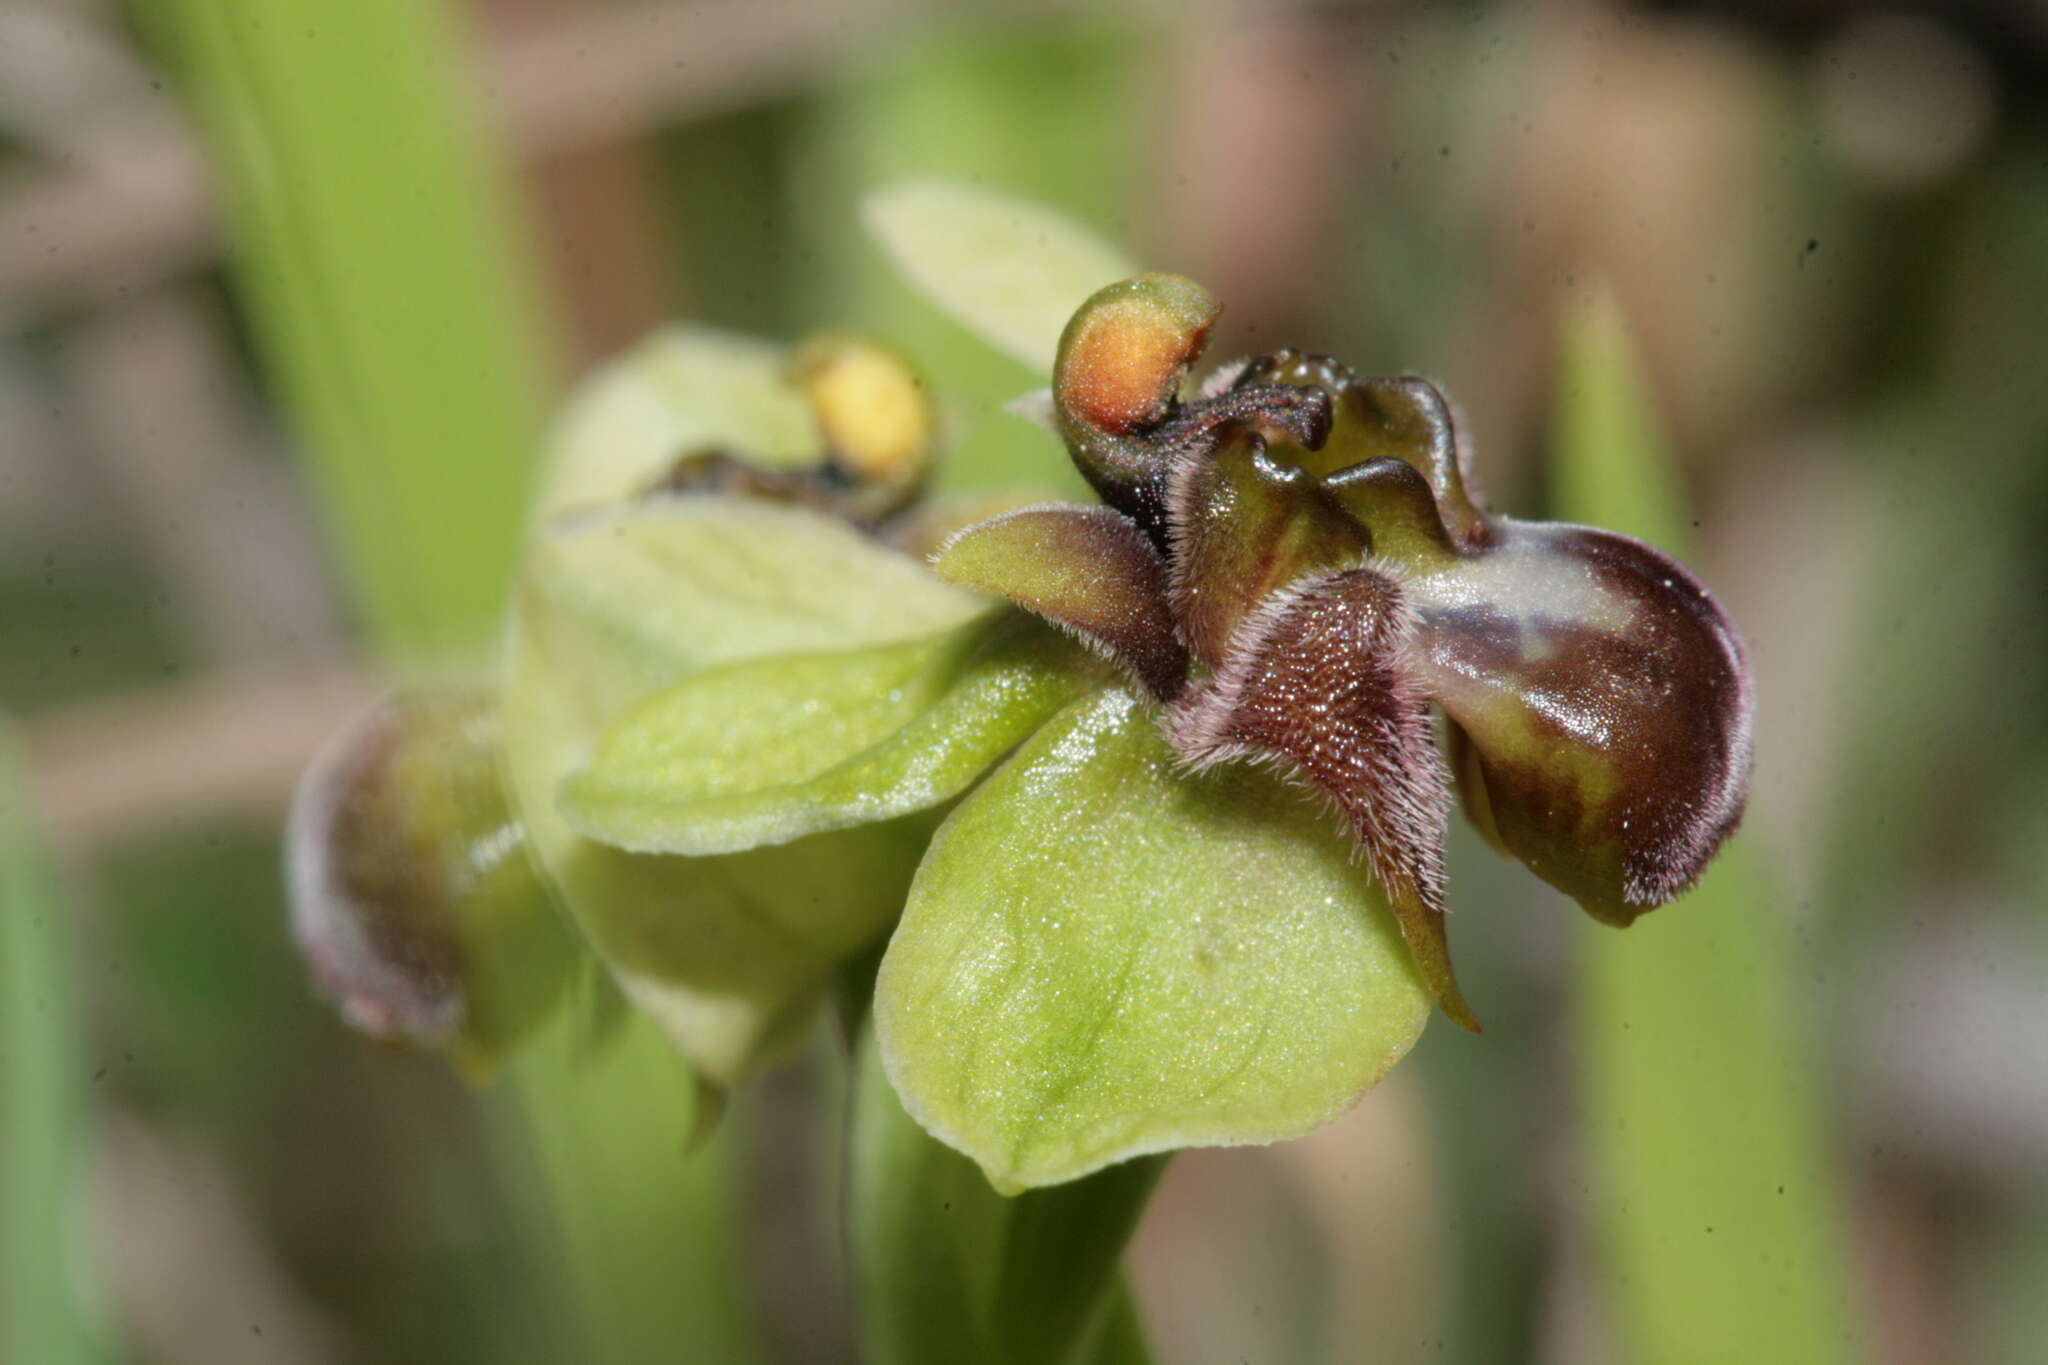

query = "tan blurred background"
(4, 0), (2045, 1361)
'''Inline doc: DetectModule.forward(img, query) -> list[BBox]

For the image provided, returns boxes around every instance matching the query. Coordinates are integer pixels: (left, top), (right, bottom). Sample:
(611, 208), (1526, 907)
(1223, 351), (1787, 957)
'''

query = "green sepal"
(538, 326), (822, 518)
(560, 612), (1101, 857)
(876, 687), (1430, 1192)
(501, 495), (983, 1084)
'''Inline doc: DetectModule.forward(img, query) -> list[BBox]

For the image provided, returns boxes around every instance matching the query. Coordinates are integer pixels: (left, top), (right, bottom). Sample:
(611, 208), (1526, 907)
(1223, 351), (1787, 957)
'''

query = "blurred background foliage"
(1, 0), (2044, 1361)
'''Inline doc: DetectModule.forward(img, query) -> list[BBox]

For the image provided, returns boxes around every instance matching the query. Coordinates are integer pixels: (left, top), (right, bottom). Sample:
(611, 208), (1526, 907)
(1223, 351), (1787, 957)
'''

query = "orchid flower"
(288, 184), (1752, 1193)
(935, 273), (1753, 1031)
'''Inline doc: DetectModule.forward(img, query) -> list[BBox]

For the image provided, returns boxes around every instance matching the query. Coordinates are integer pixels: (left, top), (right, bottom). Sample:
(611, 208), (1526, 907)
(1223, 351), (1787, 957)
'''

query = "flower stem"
(851, 1023), (1162, 1365)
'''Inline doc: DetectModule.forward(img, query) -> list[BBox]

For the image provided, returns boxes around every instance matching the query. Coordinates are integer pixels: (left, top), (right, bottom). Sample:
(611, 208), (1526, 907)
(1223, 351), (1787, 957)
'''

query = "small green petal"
(876, 687), (1429, 1192)
(863, 179), (1136, 372)
(539, 326), (821, 517)
(502, 496), (984, 1083)
(935, 504), (1186, 699)
(560, 613), (1100, 856)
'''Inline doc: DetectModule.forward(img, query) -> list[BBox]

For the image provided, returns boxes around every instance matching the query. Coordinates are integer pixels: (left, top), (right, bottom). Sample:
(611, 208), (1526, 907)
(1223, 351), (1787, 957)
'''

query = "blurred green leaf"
(564, 613), (1097, 857)
(876, 687), (1428, 1193)
(1554, 287), (1858, 1365)
(160, 0), (554, 651)
(539, 325), (822, 519)
(865, 179), (1136, 373)
(1070, 1285), (1153, 1365)
(2, 724), (112, 1364)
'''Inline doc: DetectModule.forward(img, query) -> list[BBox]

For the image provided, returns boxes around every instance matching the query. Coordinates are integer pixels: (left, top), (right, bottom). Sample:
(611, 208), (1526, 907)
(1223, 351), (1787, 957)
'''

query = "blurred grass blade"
(158, 0), (554, 651)
(1, 724), (112, 1364)
(864, 179), (1135, 373)
(1554, 287), (1858, 1365)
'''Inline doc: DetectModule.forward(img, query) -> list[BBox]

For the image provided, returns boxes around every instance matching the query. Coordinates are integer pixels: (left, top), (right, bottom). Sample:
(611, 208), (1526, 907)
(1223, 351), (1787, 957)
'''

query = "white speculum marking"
(1402, 537), (1635, 636)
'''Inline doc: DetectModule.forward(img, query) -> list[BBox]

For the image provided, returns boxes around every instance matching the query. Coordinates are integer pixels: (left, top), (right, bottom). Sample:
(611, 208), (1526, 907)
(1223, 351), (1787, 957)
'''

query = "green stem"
(507, 976), (762, 1363)
(851, 1023), (1161, 1365)
(1553, 287), (1859, 1365)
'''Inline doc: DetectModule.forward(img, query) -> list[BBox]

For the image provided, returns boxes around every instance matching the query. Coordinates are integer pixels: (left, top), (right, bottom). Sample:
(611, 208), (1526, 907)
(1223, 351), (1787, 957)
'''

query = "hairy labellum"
(1167, 566), (1476, 1031)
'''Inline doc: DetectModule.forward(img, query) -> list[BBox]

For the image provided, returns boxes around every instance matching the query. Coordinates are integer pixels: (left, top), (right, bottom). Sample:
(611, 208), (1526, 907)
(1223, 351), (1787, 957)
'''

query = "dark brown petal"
(1406, 521), (1753, 924)
(933, 503), (1188, 700)
(1165, 566), (1481, 1032)
(1162, 429), (1370, 668)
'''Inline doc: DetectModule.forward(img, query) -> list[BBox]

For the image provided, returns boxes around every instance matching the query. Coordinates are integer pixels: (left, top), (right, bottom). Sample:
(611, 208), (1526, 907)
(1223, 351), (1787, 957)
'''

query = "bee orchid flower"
(934, 274), (1754, 1031)
(287, 187), (1755, 1192)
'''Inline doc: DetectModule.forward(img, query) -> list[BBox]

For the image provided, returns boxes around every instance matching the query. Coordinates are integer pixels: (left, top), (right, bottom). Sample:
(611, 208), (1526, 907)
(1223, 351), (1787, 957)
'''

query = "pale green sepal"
(522, 497), (983, 686)
(561, 614), (1099, 856)
(863, 179), (1136, 373)
(502, 495), (982, 1083)
(876, 687), (1430, 1192)
(538, 325), (822, 518)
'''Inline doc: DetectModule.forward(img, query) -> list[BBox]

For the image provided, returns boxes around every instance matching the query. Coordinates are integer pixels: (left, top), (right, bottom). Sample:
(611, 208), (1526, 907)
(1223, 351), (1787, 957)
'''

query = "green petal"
(863, 179), (1136, 372)
(560, 613), (1099, 856)
(522, 497), (982, 689)
(876, 687), (1430, 1192)
(538, 326), (821, 518)
(502, 496), (983, 1083)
